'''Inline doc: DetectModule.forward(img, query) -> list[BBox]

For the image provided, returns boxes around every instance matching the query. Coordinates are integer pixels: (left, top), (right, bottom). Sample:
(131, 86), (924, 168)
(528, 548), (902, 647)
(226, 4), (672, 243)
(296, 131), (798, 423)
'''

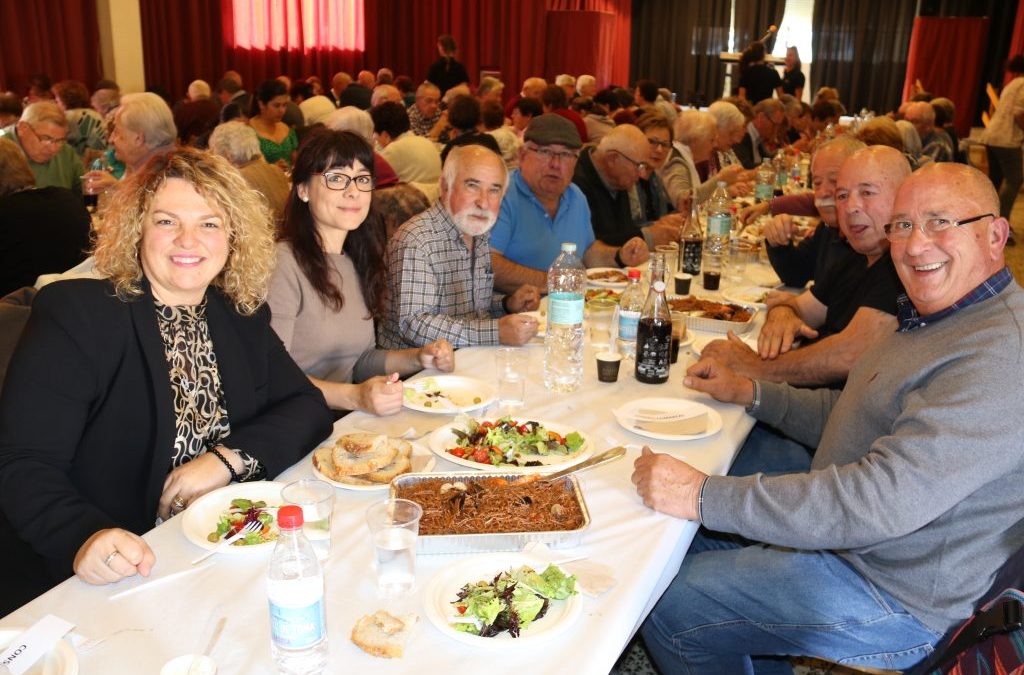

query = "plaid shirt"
(897, 266), (1013, 332)
(378, 202), (506, 348)
(407, 104), (441, 137)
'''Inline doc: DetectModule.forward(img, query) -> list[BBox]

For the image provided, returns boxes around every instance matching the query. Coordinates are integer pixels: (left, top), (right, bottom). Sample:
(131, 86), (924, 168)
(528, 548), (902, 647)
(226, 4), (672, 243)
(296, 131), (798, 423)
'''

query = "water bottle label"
(618, 310), (640, 340)
(269, 598), (325, 649)
(548, 292), (584, 325)
(754, 183), (773, 201)
(707, 214), (732, 237)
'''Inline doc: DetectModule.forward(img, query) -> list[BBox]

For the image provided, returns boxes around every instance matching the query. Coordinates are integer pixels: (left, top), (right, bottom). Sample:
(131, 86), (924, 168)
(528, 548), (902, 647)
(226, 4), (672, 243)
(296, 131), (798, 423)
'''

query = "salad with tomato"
(450, 564), (577, 638)
(206, 498), (277, 546)
(446, 417), (585, 467)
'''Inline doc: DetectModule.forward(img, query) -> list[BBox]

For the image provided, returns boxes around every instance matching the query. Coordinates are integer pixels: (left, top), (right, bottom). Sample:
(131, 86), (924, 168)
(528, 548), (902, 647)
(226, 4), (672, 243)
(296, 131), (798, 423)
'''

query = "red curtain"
(546, 0), (632, 87)
(546, 11), (616, 87)
(0, 0), (102, 94)
(141, 1), (228, 101)
(1008, 2), (1024, 84)
(903, 16), (989, 138)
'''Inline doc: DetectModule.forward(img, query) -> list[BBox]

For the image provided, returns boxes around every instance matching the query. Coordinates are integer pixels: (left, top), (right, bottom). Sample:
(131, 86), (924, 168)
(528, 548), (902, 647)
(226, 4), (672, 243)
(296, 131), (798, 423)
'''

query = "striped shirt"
(897, 266), (1013, 332)
(407, 104), (441, 137)
(378, 202), (506, 348)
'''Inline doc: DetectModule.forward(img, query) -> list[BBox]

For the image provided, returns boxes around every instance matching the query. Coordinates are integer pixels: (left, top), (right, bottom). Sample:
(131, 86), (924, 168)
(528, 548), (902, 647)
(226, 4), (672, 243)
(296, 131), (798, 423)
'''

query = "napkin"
(633, 413), (708, 436)
(522, 543), (617, 597)
(351, 410), (451, 441)
(0, 615), (75, 675)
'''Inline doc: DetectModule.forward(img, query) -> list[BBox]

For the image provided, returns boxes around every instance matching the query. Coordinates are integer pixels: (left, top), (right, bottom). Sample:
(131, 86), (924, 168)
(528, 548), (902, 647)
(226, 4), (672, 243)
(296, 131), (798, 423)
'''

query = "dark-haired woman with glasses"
(268, 130), (454, 416)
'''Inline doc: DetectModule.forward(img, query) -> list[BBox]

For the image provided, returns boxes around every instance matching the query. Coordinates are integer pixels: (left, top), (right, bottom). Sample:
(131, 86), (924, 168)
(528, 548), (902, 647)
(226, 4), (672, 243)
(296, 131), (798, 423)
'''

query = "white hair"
(187, 80), (211, 100)
(478, 77), (504, 97)
(299, 95), (335, 126)
(576, 75), (596, 95)
(708, 101), (746, 134)
(674, 110), (717, 146)
(117, 92), (177, 149)
(555, 74), (576, 87)
(208, 121), (261, 166)
(441, 144), (509, 201)
(322, 106), (374, 141)
(371, 84), (401, 107)
(20, 101), (67, 127)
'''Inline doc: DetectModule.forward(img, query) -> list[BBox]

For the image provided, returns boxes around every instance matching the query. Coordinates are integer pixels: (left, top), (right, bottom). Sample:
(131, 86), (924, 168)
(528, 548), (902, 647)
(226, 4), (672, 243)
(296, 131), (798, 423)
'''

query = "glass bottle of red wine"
(635, 254), (672, 384)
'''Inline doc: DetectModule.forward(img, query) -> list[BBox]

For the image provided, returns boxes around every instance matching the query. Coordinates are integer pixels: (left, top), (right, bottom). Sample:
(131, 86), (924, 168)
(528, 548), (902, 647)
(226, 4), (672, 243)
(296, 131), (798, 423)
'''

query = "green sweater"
(703, 281), (1024, 634)
(0, 125), (83, 196)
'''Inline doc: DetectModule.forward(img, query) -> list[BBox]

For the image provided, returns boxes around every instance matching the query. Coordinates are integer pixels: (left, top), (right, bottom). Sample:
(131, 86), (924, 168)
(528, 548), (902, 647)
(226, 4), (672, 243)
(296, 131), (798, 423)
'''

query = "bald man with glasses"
(572, 123), (685, 249)
(635, 161), (1024, 675)
(0, 101), (83, 196)
(489, 114), (648, 293)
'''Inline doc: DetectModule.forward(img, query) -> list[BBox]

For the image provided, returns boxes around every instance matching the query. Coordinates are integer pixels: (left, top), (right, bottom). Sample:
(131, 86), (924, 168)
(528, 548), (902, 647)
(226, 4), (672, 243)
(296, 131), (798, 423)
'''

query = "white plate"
(0, 628), (79, 675)
(428, 418), (593, 474)
(614, 398), (723, 441)
(586, 267), (629, 288)
(722, 286), (774, 309)
(312, 442), (437, 491)
(181, 481), (286, 553)
(423, 553), (583, 649)
(745, 264), (782, 288)
(403, 375), (496, 414)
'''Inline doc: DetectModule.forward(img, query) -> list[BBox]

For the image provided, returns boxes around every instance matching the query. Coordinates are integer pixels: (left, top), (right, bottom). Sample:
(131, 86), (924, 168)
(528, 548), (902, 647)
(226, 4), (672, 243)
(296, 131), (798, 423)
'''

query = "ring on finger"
(104, 550), (120, 567)
(171, 496), (187, 512)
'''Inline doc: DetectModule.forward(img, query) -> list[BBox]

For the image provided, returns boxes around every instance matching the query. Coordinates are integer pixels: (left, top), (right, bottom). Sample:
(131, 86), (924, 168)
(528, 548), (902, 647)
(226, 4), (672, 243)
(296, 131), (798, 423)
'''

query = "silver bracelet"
(745, 379), (761, 414)
(696, 475), (709, 523)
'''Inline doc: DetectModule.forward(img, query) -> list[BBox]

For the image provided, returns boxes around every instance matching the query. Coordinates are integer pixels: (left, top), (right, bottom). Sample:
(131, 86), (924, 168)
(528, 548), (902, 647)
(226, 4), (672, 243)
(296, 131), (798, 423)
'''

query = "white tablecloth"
(1, 268), (778, 674)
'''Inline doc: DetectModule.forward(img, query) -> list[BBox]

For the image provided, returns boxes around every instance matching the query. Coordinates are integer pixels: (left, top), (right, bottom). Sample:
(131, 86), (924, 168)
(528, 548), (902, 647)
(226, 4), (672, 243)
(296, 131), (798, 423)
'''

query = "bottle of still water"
(544, 242), (586, 392)
(267, 505), (328, 675)
(754, 159), (774, 203)
(702, 181), (733, 291)
(616, 268), (644, 359)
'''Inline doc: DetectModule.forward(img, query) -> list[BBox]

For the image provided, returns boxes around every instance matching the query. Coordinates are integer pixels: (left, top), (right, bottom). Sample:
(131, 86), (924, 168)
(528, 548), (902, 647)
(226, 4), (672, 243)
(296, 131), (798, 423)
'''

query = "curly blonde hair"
(93, 147), (275, 314)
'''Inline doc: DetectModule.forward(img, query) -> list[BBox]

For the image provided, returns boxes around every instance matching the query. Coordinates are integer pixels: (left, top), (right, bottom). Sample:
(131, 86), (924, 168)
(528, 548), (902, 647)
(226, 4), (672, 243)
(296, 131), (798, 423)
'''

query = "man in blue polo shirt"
(490, 114), (648, 293)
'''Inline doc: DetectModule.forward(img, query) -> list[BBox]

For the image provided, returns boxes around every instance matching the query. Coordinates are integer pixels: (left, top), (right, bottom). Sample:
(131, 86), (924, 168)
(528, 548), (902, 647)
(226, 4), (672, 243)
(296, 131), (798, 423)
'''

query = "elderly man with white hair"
(0, 101), (83, 195)
(81, 92), (178, 198)
(904, 101), (953, 163)
(208, 121), (290, 225)
(576, 74), (597, 99)
(504, 76), (547, 118)
(370, 84), (402, 108)
(408, 81), (441, 136)
(379, 145), (541, 349)
(572, 124), (685, 247)
(174, 79), (219, 145)
(555, 74), (576, 102)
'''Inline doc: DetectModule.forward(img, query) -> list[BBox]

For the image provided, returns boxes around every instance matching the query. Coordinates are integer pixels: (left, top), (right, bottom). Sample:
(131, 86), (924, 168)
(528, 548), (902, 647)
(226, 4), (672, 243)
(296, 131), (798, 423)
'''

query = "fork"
(190, 520), (262, 565)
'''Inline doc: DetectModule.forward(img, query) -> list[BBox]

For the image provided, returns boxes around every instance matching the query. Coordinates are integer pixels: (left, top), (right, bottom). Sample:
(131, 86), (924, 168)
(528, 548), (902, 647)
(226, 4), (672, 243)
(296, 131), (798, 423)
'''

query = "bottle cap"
(653, 281), (666, 292)
(277, 504), (304, 530)
(628, 269), (641, 279)
(560, 242), (577, 253)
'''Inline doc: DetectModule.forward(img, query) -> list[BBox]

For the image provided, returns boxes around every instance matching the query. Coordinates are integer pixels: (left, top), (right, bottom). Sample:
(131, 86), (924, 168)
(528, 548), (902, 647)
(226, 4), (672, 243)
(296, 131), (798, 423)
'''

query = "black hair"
(370, 101), (411, 137)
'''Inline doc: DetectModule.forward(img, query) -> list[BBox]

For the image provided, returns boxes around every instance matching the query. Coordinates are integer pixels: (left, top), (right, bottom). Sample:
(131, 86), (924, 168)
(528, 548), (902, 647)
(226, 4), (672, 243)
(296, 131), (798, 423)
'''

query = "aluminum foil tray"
(668, 296), (758, 334)
(390, 471), (591, 555)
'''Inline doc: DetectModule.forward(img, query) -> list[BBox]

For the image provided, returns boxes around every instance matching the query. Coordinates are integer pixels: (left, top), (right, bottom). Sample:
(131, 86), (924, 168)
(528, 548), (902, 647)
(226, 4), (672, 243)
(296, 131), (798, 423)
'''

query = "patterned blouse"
(155, 300), (263, 480)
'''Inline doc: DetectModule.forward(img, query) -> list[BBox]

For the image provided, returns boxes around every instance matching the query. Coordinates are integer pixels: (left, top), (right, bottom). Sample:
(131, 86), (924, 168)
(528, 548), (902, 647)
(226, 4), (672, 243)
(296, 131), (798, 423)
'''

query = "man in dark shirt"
(572, 124), (683, 248)
(703, 146), (911, 387)
(732, 99), (785, 169)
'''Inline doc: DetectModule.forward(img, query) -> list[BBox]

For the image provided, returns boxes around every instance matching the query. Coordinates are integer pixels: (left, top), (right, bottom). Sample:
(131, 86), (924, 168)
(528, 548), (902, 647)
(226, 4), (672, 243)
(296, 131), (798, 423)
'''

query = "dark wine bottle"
(635, 276), (672, 385)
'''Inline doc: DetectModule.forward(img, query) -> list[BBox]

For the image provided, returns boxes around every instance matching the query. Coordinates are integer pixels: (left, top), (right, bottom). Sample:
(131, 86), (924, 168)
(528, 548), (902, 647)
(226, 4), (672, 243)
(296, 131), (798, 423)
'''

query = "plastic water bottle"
(702, 182), (732, 291)
(754, 159), (774, 203)
(544, 242), (586, 392)
(267, 505), (328, 675)
(616, 269), (644, 359)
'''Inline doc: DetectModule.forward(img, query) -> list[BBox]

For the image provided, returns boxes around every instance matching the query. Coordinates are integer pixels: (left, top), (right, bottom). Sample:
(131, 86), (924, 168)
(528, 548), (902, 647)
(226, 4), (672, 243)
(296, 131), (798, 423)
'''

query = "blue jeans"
(727, 423), (814, 478)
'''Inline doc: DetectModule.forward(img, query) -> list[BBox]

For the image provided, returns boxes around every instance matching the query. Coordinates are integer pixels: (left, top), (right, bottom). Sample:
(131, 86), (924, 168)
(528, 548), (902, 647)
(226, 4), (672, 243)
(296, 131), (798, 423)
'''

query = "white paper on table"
(0, 614), (75, 675)
(522, 542), (617, 597)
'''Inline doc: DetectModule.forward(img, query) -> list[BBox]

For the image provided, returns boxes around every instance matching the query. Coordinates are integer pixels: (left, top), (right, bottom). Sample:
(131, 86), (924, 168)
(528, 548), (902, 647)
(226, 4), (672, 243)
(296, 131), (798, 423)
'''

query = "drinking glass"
(281, 479), (335, 562)
(655, 243), (679, 285)
(495, 347), (527, 407)
(587, 298), (617, 347)
(365, 498), (422, 597)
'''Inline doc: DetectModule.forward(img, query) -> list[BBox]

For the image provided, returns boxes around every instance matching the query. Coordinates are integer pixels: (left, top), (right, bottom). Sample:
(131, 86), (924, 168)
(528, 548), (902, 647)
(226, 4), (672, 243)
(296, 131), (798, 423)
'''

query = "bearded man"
(380, 145), (541, 347)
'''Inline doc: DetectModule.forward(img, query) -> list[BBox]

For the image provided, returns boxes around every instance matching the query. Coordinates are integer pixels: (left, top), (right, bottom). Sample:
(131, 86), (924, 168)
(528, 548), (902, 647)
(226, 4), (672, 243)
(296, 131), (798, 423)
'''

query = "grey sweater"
(702, 281), (1024, 634)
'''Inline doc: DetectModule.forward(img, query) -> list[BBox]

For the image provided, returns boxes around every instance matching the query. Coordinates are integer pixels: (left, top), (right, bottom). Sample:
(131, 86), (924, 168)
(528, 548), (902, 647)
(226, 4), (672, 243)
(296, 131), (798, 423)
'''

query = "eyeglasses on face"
(647, 137), (671, 150)
(526, 144), (578, 163)
(26, 124), (66, 146)
(612, 149), (648, 174)
(883, 213), (995, 240)
(317, 172), (375, 192)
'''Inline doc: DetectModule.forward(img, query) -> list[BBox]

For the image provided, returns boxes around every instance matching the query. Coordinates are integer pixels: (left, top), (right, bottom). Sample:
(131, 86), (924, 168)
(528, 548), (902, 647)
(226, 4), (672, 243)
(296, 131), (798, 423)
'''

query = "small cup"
(587, 298), (617, 347)
(674, 272), (692, 295)
(655, 243), (680, 281)
(366, 498), (422, 597)
(281, 479), (335, 562)
(596, 351), (623, 382)
(495, 347), (528, 407)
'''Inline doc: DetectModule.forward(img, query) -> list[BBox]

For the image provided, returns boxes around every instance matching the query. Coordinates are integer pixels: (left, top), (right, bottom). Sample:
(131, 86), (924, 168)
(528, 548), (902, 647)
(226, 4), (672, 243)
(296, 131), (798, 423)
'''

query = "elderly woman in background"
(250, 79), (298, 169)
(268, 130), (453, 416)
(52, 80), (106, 157)
(0, 138), (91, 296)
(82, 92), (178, 197)
(659, 110), (720, 208)
(208, 121), (290, 226)
(0, 147), (331, 614)
(707, 101), (751, 185)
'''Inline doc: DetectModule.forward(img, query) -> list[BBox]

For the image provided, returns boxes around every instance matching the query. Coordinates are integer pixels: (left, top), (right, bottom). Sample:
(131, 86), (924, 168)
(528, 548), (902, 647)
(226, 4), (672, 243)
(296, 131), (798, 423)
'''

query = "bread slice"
(361, 453), (412, 483)
(351, 611), (417, 658)
(337, 432), (388, 455)
(332, 434), (396, 475)
(312, 445), (339, 480)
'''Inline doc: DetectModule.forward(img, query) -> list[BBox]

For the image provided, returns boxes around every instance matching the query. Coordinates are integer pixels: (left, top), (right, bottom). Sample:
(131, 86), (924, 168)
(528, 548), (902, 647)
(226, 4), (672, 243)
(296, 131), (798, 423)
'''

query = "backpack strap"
(910, 591), (1024, 674)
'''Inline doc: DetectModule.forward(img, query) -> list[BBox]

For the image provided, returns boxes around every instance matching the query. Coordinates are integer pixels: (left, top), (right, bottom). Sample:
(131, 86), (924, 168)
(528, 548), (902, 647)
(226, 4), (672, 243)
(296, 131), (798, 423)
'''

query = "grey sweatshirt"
(702, 282), (1024, 634)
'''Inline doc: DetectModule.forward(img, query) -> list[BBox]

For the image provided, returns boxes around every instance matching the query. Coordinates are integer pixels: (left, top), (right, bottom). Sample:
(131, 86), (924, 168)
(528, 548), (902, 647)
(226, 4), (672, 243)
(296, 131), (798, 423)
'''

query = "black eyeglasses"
(526, 144), (578, 163)
(647, 137), (671, 150)
(317, 172), (375, 192)
(883, 213), (995, 241)
(611, 149), (649, 174)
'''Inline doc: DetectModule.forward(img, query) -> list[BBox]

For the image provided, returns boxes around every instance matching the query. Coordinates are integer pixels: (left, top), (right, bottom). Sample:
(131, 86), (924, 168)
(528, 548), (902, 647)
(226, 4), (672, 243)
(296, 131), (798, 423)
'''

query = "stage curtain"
(630, 0), (732, 107)
(545, 11), (615, 87)
(140, 1), (227, 101)
(0, 0), (102, 94)
(1010, 1), (1024, 82)
(903, 17), (989, 138)
(363, 0), (548, 98)
(733, 0), (786, 55)
(811, 0), (917, 116)
(546, 0), (632, 87)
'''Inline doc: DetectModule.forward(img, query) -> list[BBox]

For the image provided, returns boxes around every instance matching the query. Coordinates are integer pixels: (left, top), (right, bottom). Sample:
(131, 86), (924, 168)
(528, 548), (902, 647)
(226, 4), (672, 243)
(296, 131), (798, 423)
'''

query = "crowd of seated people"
(0, 58), (1021, 675)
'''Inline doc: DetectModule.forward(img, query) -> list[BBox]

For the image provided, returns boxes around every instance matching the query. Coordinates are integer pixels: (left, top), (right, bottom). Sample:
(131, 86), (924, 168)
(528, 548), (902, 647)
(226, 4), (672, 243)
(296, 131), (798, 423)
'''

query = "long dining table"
(1, 263), (784, 675)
